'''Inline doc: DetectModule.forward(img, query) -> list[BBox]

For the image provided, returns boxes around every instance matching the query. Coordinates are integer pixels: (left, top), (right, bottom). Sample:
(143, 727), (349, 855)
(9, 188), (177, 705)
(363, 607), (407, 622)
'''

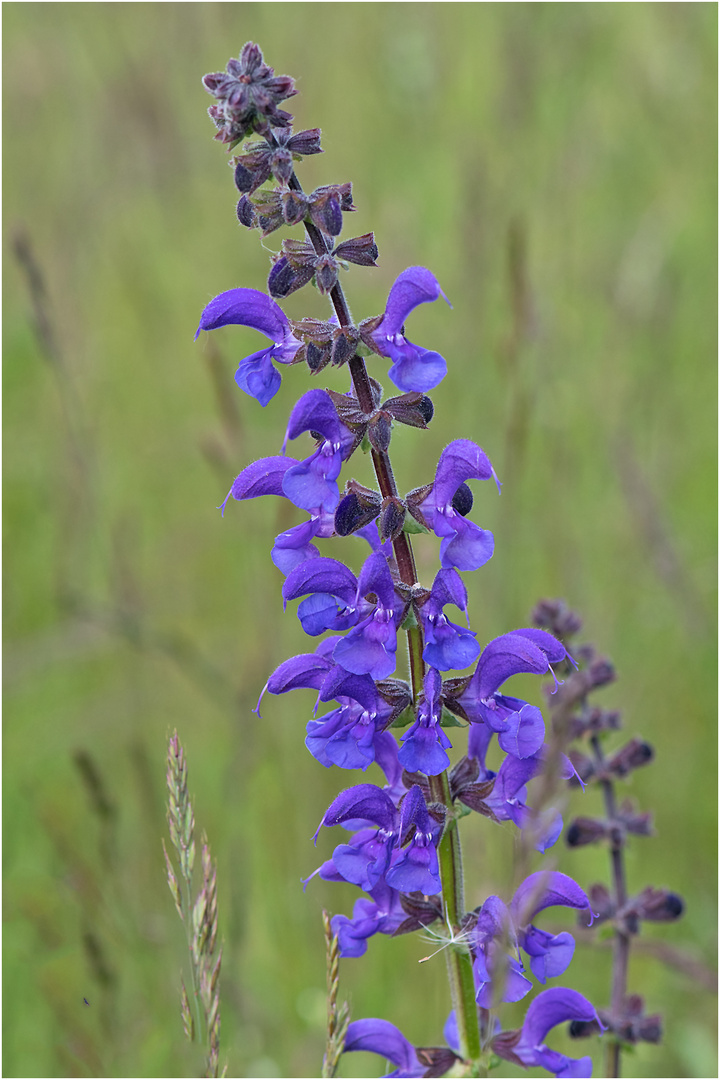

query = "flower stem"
(591, 734), (628, 1079)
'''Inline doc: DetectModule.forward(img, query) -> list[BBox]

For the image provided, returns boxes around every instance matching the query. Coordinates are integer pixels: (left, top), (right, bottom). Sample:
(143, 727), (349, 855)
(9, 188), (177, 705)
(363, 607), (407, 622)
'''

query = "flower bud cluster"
(198, 44), (603, 1077)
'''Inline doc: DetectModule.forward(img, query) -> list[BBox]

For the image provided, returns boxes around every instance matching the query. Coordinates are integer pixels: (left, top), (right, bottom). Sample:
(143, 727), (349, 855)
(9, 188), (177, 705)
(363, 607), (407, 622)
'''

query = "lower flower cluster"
(212, 382), (599, 1075)
(344, 986), (601, 1079)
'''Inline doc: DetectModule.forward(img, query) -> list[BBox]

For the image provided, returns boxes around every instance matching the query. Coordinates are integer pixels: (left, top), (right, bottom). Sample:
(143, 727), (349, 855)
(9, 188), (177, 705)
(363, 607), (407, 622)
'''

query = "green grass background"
(3, 4), (717, 1077)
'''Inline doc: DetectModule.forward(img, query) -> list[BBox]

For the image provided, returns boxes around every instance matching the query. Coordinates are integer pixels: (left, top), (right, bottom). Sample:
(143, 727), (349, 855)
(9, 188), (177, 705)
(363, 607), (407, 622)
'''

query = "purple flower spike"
(195, 288), (300, 406)
(511, 987), (599, 1077)
(418, 439), (500, 572)
(343, 1018), (425, 1079)
(371, 267), (451, 392)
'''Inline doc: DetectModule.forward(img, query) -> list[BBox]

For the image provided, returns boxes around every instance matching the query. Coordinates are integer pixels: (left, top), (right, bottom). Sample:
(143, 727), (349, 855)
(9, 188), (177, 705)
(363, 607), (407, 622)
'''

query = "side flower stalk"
(530, 600), (685, 1078)
(197, 43), (603, 1078)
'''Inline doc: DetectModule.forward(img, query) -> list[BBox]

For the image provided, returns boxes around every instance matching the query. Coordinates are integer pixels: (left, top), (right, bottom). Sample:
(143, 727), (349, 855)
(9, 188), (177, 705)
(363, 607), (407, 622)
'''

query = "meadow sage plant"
(196, 42), (604, 1078)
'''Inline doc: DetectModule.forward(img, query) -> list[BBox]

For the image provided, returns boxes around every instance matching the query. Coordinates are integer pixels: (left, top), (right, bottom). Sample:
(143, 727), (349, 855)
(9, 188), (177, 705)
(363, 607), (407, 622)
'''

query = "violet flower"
(398, 667), (453, 776)
(472, 872), (592, 1007)
(281, 389), (356, 514)
(413, 439), (500, 572)
(466, 723), (575, 851)
(330, 881), (406, 959)
(219, 454), (334, 572)
(445, 628), (573, 759)
(508, 987), (600, 1077)
(418, 567), (480, 671)
(370, 267), (451, 393)
(313, 783), (442, 895)
(283, 551), (404, 679)
(195, 287), (300, 406)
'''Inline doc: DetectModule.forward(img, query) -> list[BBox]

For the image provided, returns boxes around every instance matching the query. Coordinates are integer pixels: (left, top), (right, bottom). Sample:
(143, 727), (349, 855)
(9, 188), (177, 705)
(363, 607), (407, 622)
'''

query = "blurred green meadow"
(3, 4), (717, 1077)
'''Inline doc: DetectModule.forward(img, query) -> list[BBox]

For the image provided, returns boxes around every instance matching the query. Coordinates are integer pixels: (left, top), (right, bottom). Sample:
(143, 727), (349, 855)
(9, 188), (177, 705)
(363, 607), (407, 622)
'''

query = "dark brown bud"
(378, 498), (406, 544)
(636, 1015), (663, 1043)
(268, 255), (314, 298)
(281, 188), (309, 226)
(401, 769), (431, 796)
(236, 195), (257, 227)
(632, 886), (684, 922)
(568, 707), (622, 739)
(270, 147), (294, 185)
(334, 232), (379, 266)
(286, 128), (323, 156)
(252, 189), (285, 234)
(382, 392), (434, 429)
(368, 412), (393, 454)
(587, 656), (616, 688)
(307, 189), (343, 236)
(617, 797), (654, 836)
(334, 488), (382, 537)
(449, 755), (480, 795)
(233, 153), (271, 193)
(306, 340), (332, 373)
(531, 598), (583, 639)
(331, 327), (359, 367)
(358, 313), (386, 355)
(566, 816), (608, 847)
(375, 678), (412, 715)
(415, 1047), (462, 1078)
(606, 738), (654, 778)
(392, 892), (442, 935)
(314, 254), (339, 295)
(405, 483), (434, 530)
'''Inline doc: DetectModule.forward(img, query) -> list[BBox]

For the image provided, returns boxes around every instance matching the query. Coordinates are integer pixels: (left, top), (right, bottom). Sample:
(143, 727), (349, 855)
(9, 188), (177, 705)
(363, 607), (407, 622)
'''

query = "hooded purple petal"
(284, 388), (343, 445)
(283, 556), (358, 609)
(511, 871), (592, 927)
(433, 439), (500, 507)
(474, 631), (562, 700)
(378, 267), (450, 337)
(318, 783), (397, 835)
(514, 987), (598, 1077)
(230, 455), (299, 500)
(343, 1019), (424, 1079)
(196, 287), (290, 341)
